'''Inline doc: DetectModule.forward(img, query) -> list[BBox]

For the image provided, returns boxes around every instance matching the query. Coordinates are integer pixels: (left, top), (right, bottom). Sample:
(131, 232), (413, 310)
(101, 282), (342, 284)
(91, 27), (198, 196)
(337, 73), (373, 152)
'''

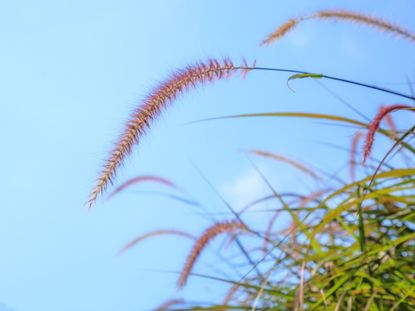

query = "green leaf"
(288, 73), (324, 80)
(287, 73), (323, 91)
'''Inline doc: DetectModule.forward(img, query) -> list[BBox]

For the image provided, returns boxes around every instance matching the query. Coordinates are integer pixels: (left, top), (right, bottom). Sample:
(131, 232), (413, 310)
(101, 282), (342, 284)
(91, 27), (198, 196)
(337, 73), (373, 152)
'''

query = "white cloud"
(222, 169), (271, 212)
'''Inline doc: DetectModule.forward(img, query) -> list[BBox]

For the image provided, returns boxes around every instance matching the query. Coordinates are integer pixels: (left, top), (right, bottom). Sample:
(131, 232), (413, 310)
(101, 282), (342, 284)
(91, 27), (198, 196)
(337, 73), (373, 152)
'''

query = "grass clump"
(89, 8), (415, 311)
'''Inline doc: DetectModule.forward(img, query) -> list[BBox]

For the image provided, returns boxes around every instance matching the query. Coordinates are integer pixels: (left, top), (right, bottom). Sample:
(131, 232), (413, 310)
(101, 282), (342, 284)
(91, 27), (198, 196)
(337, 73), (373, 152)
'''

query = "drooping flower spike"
(177, 220), (247, 289)
(362, 104), (411, 164)
(262, 10), (415, 45)
(118, 229), (195, 255)
(107, 175), (177, 200)
(88, 59), (255, 208)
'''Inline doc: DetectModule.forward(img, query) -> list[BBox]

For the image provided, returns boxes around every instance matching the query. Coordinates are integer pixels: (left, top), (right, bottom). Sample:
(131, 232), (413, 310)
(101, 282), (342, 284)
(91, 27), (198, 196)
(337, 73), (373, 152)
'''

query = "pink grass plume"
(107, 175), (177, 200)
(362, 104), (411, 164)
(88, 58), (254, 208)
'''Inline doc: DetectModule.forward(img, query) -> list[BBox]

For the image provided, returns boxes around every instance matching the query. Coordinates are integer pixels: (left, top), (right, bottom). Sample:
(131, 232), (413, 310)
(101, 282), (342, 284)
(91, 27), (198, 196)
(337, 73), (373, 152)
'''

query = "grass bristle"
(261, 9), (415, 45)
(362, 104), (411, 164)
(155, 298), (185, 311)
(249, 149), (321, 181)
(88, 59), (245, 208)
(118, 230), (194, 255)
(260, 18), (300, 45)
(107, 175), (177, 200)
(177, 220), (247, 289)
(315, 10), (415, 41)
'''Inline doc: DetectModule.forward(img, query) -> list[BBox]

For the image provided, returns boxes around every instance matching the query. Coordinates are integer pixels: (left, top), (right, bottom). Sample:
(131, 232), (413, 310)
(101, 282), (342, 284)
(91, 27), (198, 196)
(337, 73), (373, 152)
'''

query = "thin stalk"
(241, 66), (415, 100)
(356, 186), (366, 253)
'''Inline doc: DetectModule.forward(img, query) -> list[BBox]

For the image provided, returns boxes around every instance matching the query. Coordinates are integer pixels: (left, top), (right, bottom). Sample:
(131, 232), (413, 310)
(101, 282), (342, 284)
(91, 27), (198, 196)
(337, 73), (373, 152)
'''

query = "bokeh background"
(1, 1), (415, 310)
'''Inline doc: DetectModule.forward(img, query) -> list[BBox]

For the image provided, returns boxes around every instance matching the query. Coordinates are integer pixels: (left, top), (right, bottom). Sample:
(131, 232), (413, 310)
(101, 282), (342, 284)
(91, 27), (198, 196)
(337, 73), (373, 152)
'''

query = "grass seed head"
(315, 10), (415, 41)
(88, 59), (243, 208)
(155, 299), (185, 311)
(261, 9), (415, 46)
(107, 175), (177, 200)
(118, 229), (195, 255)
(177, 220), (247, 289)
(260, 18), (300, 45)
(362, 104), (411, 164)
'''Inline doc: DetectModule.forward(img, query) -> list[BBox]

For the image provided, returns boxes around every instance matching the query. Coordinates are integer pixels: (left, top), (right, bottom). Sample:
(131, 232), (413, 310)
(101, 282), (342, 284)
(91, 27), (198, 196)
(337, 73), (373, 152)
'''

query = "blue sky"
(1, 1), (415, 310)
